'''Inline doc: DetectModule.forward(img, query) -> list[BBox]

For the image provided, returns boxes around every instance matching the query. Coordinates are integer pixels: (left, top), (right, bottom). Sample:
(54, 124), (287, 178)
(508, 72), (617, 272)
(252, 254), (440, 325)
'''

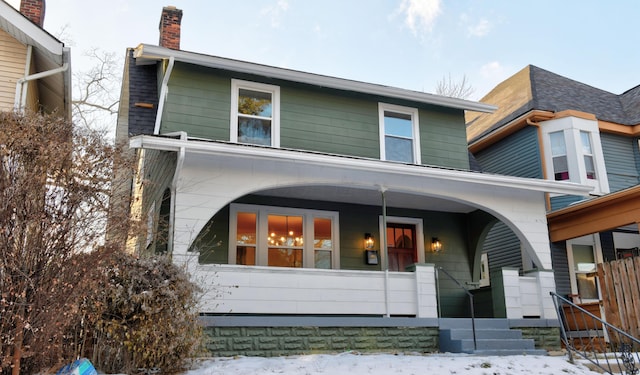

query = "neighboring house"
(115, 7), (590, 355)
(0, 0), (71, 118)
(466, 65), (640, 308)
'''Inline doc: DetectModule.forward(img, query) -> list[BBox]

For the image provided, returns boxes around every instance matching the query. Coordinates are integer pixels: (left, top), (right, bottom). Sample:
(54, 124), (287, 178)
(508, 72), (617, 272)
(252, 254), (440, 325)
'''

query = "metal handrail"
(437, 266), (476, 351)
(550, 291), (640, 375)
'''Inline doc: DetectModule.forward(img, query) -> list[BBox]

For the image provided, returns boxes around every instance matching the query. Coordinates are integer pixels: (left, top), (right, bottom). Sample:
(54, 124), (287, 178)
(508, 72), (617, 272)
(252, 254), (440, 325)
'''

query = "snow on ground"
(183, 352), (602, 375)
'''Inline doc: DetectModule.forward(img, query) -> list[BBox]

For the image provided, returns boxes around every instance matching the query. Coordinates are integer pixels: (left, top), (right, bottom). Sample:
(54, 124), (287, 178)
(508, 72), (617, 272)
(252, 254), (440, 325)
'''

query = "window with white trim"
(230, 79), (280, 147)
(541, 117), (609, 195)
(229, 204), (339, 269)
(378, 103), (421, 164)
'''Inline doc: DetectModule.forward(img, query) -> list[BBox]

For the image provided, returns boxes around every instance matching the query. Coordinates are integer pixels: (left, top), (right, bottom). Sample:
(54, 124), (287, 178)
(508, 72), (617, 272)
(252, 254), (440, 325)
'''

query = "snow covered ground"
(183, 352), (603, 374)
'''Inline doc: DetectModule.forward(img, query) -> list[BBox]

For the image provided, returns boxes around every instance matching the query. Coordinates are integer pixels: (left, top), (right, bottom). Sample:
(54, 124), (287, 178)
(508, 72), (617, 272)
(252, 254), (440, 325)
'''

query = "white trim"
(0, 1), (64, 59)
(378, 103), (421, 164)
(130, 135), (593, 196)
(230, 79), (280, 147)
(229, 203), (340, 269)
(541, 116), (609, 195)
(566, 234), (602, 304)
(378, 216), (425, 269)
(134, 44), (496, 113)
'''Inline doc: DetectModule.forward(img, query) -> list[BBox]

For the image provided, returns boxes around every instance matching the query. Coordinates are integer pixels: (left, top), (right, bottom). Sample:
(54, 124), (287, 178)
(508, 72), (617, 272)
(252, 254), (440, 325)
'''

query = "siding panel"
(601, 133), (640, 192)
(474, 126), (542, 178)
(0, 29), (27, 111)
(483, 221), (522, 275)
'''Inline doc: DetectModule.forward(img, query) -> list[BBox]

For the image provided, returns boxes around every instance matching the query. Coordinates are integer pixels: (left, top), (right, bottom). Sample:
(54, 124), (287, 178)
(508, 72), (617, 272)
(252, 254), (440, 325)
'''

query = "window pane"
(236, 212), (256, 245)
(553, 155), (569, 180)
(573, 244), (595, 272)
(268, 248), (302, 267)
(584, 155), (595, 179)
(384, 111), (413, 137)
(549, 131), (566, 156)
(238, 117), (272, 145)
(385, 136), (413, 163)
(238, 88), (272, 117)
(580, 131), (593, 154)
(268, 215), (303, 247)
(237, 246), (256, 265)
(315, 250), (331, 269)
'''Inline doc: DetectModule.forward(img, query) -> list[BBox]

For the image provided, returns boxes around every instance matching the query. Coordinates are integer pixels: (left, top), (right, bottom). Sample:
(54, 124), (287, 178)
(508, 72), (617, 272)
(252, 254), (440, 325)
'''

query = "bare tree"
(0, 111), (131, 374)
(71, 48), (122, 133)
(435, 73), (475, 99)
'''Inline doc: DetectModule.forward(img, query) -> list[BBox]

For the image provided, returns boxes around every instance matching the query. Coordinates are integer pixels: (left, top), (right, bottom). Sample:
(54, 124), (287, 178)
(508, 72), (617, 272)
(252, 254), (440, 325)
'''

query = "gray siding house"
(114, 8), (589, 355)
(467, 65), (640, 307)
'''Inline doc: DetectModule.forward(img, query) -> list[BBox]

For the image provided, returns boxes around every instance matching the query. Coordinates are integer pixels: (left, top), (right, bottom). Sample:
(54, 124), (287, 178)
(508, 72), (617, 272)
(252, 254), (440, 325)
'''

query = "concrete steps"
(439, 318), (547, 356)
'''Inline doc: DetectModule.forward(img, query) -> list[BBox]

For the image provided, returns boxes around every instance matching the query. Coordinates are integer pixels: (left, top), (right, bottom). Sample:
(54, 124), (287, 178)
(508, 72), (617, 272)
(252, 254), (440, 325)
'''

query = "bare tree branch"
(435, 73), (475, 99)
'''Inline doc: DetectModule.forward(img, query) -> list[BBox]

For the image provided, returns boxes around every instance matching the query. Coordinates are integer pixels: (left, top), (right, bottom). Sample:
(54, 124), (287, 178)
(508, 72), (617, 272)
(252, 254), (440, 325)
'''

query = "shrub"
(86, 251), (202, 374)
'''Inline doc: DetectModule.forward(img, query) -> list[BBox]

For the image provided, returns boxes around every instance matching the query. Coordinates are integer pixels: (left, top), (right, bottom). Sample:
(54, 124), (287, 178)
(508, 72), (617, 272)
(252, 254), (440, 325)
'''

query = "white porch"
(191, 261), (558, 319)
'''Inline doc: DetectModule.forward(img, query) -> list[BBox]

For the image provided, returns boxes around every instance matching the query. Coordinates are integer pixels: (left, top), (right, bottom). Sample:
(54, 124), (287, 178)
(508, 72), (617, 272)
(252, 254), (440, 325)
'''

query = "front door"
(387, 223), (417, 271)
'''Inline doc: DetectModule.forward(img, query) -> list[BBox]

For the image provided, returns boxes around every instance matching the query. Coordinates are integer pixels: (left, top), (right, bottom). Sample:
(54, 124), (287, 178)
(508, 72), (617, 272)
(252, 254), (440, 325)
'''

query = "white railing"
(191, 263), (438, 318)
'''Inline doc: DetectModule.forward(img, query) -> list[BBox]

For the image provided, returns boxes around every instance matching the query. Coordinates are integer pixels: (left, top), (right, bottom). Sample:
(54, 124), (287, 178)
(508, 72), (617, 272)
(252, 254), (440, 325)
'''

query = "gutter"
(153, 56), (176, 134)
(14, 56), (69, 112)
(162, 131), (187, 255)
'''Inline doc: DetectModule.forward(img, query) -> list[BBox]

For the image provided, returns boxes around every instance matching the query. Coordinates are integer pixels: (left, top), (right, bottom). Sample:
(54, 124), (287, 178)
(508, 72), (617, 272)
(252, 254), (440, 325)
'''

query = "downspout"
(14, 46), (70, 112)
(153, 56), (175, 135)
(380, 186), (390, 318)
(164, 131), (187, 256)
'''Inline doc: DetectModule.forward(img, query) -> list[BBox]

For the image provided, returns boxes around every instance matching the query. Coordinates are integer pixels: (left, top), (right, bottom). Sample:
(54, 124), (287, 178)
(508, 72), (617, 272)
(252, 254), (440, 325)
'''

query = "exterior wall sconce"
(431, 237), (442, 252)
(364, 233), (374, 250)
(364, 233), (378, 265)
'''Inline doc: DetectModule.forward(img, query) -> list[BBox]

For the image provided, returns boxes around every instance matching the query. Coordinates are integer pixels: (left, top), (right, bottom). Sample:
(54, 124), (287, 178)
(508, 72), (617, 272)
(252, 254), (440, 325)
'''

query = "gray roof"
(467, 65), (640, 144)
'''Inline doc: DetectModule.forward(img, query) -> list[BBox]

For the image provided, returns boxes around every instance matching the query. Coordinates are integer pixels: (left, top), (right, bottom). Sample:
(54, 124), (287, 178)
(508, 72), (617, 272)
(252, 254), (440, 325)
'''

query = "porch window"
(230, 79), (280, 147)
(230, 204), (339, 269)
(378, 103), (421, 164)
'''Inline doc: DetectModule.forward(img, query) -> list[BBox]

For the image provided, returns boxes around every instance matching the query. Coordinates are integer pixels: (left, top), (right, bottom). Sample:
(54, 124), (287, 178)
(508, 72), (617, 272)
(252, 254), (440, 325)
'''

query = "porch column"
(532, 270), (557, 319)
(410, 263), (438, 318)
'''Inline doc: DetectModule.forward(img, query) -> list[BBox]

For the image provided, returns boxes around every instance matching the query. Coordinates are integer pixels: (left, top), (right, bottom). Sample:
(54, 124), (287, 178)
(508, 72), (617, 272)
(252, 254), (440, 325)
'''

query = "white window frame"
(378, 216), (425, 269)
(230, 79), (281, 147)
(229, 204), (340, 269)
(566, 234), (603, 304)
(541, 116), (609, 195)
(378, 103), (421, 164)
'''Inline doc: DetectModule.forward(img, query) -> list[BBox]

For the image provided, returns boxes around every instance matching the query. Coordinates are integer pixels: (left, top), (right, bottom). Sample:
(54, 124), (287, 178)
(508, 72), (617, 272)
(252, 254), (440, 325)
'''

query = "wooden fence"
(598, 256), (640, 342)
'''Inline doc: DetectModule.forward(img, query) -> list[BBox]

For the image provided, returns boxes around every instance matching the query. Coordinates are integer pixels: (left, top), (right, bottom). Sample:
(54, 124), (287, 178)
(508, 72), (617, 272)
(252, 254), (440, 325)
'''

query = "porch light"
(431, 237), (442, 252)
(364, 233), (374, 250)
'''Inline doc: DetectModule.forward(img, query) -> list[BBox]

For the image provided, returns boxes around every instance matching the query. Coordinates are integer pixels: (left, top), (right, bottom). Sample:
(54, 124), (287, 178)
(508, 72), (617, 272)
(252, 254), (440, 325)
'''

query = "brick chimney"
(159, 6), (183, 50)
(20, 0), (46, 27)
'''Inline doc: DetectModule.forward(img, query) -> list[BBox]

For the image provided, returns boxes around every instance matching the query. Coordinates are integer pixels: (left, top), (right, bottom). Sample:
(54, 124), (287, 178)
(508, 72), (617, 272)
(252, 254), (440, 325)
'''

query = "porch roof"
(130, 134), (592, 197)
(133, 43), (496, 114)
(547, 185), (640, 242)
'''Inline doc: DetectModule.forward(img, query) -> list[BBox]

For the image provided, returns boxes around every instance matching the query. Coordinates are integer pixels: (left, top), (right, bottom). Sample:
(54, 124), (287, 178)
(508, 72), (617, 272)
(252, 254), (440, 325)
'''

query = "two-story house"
(115, 7), (590, 356)
(467, 65), (640, 309)
(0, 0), (71, 117)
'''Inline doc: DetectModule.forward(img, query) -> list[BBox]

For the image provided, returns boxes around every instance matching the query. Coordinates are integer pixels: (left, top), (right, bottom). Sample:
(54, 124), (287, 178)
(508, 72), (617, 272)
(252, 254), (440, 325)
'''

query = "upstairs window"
(550, 131), (569, 181)
(542, 117), (609, 195)
(231, 79), (280, 147)
(379, 103), (421, 164)
(580, 131), (595, 179)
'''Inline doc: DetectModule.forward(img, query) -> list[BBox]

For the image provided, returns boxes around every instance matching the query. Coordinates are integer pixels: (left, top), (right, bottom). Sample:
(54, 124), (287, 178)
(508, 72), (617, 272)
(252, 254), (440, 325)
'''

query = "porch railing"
(550, 292), (640, 375)
(437, 266), (476, 351)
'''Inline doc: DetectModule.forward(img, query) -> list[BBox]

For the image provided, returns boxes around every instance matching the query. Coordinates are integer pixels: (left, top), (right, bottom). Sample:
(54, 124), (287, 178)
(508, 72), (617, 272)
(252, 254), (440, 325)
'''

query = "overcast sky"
(10, 0), (640, 102)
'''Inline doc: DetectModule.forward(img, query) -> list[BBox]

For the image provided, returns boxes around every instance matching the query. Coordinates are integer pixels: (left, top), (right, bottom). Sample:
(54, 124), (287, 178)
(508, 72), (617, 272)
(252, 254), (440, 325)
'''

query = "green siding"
(483, 222), (522, 275)
(160, 64), (471, 168)
(601, 133), (640, 192)
(420, 108), (470, 169)
(161, 63), (231, 140)
(280, 87), (379, 158)
(474, 126), (542, 178)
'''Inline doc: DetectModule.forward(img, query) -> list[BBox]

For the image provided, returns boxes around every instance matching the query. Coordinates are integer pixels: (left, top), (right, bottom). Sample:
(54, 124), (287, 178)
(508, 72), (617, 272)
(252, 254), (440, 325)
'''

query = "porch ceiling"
(256, 185), (475, 213)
